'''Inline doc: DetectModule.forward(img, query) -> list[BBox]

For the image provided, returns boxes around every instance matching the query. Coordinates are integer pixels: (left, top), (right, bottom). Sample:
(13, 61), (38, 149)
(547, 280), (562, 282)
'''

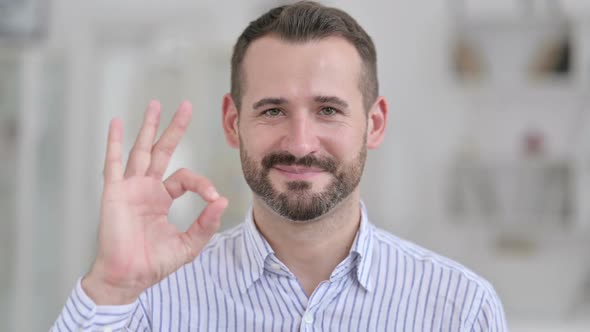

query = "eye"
(319, 106), (338, 116)
(262, 108), (284, 117)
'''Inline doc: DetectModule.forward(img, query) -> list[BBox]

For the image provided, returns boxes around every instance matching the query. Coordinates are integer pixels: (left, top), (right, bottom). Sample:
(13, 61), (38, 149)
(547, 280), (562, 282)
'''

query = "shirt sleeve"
(468, 285), (509, 332)
(50, 278), (152, 332)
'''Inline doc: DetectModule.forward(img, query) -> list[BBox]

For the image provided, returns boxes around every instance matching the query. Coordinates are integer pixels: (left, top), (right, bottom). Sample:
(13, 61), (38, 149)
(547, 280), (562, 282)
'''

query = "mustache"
(261, 152), (337, 173)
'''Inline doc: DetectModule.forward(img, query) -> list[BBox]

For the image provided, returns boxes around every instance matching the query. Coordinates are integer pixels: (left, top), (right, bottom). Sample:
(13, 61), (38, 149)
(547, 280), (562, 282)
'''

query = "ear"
(366, 96), (388, 149)
(222, 93), (240, 148)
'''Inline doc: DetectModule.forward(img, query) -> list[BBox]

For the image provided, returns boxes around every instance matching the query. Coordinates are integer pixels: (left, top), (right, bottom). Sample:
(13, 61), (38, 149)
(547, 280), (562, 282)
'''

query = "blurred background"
(1, 0), (590, 330)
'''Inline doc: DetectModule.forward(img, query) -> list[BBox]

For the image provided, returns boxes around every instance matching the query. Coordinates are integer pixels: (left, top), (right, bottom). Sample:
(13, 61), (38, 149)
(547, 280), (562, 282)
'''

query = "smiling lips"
(272, 165), (325, 180)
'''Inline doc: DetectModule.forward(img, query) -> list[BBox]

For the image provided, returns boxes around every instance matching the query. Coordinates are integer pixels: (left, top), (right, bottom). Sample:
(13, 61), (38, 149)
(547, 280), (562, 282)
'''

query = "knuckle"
(153, 144), (174, 158)
(149, 169), (164, 179)
(125, 165), (138, 175)
(144, 116), (159, 127)
(191, 174), (208, 188)
(175, 121), (189, 132)
(129, 147), (150, 162)
(200, 178), (213, 189)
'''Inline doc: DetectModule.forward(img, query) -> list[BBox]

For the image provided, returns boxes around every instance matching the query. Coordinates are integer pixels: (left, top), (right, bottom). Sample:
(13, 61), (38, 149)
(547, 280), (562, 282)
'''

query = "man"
(53, 2), (507, 331)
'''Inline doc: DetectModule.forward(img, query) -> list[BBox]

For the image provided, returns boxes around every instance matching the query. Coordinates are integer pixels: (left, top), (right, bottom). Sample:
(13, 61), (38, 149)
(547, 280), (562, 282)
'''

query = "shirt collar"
(349, 201), (375, 292)
(238, 206), (274, 294)
(238, 201), (375, 294)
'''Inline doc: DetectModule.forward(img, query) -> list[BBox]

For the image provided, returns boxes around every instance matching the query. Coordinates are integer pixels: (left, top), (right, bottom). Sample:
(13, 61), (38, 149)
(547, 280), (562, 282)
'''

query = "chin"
(274, 190), (350, 223)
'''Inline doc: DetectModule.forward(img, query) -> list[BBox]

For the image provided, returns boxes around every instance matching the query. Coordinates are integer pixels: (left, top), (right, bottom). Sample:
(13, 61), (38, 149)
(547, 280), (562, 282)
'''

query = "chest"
(147, 268), (469, 332)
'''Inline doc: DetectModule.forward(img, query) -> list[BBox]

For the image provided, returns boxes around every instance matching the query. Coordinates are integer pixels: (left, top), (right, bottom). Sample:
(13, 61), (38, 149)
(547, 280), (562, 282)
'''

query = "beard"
(240, 142), (367, 222)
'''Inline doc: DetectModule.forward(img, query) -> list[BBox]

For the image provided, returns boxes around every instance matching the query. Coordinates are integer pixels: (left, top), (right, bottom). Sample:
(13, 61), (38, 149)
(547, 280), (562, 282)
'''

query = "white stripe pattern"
(52, 203), (508, 331)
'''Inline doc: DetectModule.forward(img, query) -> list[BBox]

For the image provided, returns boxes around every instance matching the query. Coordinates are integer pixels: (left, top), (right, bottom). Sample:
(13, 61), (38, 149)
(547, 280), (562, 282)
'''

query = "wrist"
(81, 271), (141, 305)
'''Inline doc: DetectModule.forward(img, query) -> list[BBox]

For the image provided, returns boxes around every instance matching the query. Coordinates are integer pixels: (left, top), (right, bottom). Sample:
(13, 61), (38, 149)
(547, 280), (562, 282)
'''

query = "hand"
(82, 100), (228, 305)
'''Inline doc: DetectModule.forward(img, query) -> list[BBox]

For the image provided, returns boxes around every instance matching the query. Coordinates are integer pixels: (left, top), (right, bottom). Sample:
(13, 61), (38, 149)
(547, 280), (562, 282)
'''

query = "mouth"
(272, 165), (325, 180)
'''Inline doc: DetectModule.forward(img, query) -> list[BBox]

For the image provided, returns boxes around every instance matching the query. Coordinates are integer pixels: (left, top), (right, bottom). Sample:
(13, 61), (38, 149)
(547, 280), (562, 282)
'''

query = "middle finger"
(124, 100), (162, 177)
(146, 101), (192, 179)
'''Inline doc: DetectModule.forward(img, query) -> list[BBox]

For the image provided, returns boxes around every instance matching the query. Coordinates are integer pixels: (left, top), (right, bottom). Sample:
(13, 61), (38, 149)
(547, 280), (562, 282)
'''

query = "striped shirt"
(52, 203), (508, 331)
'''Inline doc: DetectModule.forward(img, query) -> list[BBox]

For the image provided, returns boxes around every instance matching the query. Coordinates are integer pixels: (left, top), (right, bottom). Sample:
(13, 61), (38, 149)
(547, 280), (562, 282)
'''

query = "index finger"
(146, 101), (192, 178)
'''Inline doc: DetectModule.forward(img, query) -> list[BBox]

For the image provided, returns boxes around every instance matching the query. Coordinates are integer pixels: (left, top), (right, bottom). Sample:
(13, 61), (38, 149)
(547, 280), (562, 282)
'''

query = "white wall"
(3, 0), (590, 330)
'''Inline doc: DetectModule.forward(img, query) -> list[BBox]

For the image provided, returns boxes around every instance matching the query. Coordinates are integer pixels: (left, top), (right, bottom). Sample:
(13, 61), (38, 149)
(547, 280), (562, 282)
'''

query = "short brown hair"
(230, 1), (378, 112)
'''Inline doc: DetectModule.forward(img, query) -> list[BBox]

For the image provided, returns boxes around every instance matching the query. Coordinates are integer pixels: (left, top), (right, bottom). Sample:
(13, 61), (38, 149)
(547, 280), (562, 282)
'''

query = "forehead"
(241, 35), (364, 105)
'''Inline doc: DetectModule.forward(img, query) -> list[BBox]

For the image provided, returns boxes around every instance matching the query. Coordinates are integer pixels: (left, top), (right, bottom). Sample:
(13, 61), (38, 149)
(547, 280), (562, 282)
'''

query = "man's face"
(236, 36), (369, 222)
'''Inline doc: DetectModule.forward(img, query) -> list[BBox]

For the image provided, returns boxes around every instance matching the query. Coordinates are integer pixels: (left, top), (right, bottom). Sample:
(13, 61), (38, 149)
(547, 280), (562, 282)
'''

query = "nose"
(280, 112), (320, 158)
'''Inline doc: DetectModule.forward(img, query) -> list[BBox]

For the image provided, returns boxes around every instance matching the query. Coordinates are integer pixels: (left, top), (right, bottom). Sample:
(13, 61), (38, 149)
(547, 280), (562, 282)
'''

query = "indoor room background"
(1, 0), (590, 331)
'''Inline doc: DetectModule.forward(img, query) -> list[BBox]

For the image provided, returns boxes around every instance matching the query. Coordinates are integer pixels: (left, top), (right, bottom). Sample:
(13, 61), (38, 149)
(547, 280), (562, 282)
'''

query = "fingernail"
(149, 100), (161, 110)
(206, 187), (219, 200)
(182, 100), (192, 109)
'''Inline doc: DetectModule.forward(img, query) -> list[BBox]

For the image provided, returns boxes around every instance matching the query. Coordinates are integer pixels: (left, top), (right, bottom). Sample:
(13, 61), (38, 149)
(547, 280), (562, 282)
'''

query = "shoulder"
(365, 224), (507, 329)
(372, 225), (492, 287)
(372, 226), (501, 309)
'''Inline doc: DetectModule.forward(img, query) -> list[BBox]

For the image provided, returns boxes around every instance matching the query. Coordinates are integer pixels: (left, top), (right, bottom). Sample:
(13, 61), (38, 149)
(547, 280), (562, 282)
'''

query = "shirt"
(52, 202), (508, 331)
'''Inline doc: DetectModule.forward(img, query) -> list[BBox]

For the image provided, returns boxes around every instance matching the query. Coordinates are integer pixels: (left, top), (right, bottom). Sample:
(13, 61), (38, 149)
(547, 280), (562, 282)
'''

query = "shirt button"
(303, 312), (314, 324)
(271, 263), (281, 271)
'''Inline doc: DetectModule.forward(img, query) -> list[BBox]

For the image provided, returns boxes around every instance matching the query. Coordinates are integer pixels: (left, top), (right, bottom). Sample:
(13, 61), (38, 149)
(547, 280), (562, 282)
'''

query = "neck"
(251, 191), (362, 296)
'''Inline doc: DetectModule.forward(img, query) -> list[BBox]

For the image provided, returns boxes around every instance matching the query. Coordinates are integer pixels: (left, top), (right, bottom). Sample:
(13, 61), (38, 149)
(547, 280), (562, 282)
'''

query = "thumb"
(183, 197), (228, 257)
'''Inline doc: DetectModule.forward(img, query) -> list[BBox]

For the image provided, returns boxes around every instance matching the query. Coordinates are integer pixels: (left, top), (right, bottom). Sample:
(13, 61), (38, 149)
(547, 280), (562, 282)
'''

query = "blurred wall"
(1, 0), (590, 330)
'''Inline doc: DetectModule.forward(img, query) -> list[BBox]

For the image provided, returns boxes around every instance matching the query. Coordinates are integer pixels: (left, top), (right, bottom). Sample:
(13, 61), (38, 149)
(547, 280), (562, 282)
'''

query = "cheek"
(240, 125), (281, 156)
(320, 126), (366, 157)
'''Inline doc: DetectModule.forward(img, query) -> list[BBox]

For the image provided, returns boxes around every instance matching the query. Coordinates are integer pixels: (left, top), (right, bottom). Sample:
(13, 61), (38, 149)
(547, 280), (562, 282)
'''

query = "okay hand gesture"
(82, 101), (228, 305)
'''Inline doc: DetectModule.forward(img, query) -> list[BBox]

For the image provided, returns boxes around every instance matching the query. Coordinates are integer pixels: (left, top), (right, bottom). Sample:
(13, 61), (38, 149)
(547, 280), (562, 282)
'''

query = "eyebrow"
(252, 97), (288, 109)
(252, 95), (349, 110)
(314, 95), (349, 108)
